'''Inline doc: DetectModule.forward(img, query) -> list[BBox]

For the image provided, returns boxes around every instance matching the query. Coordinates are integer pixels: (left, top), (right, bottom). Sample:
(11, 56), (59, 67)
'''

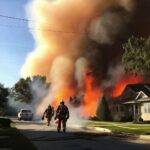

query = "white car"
(18, 109), (33, 121)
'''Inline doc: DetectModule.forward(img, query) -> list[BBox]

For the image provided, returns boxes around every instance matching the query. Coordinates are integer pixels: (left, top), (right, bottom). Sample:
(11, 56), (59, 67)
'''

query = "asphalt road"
(13, 118), (150, 150)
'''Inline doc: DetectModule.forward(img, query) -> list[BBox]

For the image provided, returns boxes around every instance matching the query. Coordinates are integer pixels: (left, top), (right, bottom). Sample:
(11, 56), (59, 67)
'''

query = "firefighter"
(42, 105), (54, 126)
(55, 101), (69, 132)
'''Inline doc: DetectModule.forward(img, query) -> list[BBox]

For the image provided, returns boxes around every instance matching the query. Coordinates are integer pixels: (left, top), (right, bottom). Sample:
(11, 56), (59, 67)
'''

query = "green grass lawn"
(87, 121), (150, 135)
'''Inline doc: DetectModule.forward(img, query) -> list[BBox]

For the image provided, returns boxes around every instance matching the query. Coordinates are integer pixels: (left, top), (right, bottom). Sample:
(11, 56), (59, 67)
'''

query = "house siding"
(141, 102), (150, 121)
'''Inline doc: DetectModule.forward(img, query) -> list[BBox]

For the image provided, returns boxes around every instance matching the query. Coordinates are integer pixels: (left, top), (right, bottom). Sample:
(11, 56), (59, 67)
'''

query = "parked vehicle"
(18, 109), (33, 121)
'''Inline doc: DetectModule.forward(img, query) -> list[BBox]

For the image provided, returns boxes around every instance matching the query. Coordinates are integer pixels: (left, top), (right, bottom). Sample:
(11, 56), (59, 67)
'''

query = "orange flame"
(52, 87), (76, 107)
(112, 75), (143, 97)
(82, 72), (102, 117)
(52, 72), (103, 117)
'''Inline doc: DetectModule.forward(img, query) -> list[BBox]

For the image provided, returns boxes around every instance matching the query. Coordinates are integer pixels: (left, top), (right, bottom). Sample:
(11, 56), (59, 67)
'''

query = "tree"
(11, 75), (50, 103)
(122, 36), (150, 76)
(11, 77), (32, 103)
(0, 84), (9, 115)
(96, 96), (110, 121)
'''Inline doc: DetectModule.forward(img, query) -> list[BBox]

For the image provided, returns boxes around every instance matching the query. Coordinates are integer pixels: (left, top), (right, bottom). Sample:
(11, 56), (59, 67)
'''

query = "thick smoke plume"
(21, 0), (150, 118)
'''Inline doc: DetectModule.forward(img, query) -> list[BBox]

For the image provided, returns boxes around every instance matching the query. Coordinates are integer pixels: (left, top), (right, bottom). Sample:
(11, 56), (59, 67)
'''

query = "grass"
(0, 121), (36, 150)
(87, 121), (150, 135)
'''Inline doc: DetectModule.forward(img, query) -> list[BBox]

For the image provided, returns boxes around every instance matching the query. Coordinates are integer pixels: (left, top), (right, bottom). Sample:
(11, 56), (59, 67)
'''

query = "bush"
(0, 118), (11, 127)
(96, 96), (110, 121)
(89, 116), (100, 121)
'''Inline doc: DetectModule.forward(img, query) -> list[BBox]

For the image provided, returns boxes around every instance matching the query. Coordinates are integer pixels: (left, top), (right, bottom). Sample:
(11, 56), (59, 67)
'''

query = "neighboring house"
(109, 84), (150, 122)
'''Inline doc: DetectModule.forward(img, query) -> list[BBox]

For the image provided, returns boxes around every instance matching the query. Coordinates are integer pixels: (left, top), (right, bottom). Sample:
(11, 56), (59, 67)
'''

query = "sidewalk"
(112, 132), (150, 143)
(87, 123), (150, 143)
(139, 135), (150, 142)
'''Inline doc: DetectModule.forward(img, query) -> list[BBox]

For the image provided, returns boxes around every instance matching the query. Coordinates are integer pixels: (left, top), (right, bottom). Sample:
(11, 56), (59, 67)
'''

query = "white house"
(110, 84), (150, 122)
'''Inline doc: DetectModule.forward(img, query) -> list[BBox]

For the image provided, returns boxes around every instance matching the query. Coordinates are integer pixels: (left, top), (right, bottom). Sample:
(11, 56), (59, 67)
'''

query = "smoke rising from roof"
(21, 0), (150, 117)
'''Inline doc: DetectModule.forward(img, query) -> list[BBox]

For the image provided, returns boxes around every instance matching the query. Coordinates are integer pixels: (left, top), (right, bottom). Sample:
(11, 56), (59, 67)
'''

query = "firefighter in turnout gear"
(55, 101), (69, 132)
(42, 105), (54, 126)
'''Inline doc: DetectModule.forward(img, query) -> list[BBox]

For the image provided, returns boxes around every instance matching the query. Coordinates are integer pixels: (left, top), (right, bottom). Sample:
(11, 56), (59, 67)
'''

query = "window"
(22, 110), (31, 113)
(116, 105), (119, 112)
(148, 103), (150, 113)
(144, 103), (150, 113)
(120, 106), (124, 112)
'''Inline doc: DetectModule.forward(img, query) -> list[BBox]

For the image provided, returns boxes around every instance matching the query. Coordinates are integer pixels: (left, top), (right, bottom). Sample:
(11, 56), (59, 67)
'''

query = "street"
(12, 118), (150, 150)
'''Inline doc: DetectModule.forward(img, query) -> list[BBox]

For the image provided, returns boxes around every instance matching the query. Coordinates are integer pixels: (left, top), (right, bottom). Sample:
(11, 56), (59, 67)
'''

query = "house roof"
(124, 83), (150, 97)
(111, 83), (150, 105)
(123, 101), (139, 104)
(123, 97), (150, 104)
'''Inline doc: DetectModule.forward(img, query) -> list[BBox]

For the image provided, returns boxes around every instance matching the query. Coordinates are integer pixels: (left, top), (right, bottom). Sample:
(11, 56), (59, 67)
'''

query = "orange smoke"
(82, 72), (102, 117)
(112, 75), (143, 97)
(22, 0), (131, 77)
(22, 0), (105, 78)
(22, 0), (136, 117)
(22, 0), (111, 117)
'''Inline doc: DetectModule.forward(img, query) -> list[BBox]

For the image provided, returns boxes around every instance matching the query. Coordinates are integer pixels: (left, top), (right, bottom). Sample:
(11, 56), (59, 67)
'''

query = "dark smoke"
(84, 0), (150, 88)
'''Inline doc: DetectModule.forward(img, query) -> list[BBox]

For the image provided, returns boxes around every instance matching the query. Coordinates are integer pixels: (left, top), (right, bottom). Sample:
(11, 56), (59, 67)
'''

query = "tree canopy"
(122, 36), (150, 76)
(0, 84), (9, 114)
(11, 75), (50, 103)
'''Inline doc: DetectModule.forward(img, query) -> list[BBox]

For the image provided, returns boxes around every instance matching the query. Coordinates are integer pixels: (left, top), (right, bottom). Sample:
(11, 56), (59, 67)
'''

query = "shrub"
(0, 118), (11, 127)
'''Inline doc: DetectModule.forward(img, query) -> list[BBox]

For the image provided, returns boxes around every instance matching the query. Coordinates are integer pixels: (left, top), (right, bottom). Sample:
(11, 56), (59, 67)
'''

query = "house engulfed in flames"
(109, 84), (150, 122)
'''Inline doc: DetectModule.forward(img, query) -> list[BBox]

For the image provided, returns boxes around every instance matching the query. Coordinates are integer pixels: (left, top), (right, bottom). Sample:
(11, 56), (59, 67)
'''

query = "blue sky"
(0, 0), (34, 87)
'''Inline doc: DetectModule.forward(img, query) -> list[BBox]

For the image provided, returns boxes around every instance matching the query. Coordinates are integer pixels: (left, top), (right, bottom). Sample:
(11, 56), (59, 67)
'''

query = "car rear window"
(22, 110), (31, 113)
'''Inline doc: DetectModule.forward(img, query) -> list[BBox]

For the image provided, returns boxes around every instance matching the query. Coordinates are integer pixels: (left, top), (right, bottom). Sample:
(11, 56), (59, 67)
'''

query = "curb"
(139, 135), (150, 142)
(112, 132), (150, 143)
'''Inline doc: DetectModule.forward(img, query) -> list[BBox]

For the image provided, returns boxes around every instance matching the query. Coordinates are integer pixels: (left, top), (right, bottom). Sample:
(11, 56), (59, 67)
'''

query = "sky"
(0, 0), (34, 87)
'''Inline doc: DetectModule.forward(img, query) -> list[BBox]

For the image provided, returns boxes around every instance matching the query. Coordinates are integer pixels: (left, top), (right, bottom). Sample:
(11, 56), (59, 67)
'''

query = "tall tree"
(122, 36), (150, 76)
(96, 96), (110, 121)
(0, 84), (9, 115)
(11, 77), (32, 103)
(11, 75), (50, 103)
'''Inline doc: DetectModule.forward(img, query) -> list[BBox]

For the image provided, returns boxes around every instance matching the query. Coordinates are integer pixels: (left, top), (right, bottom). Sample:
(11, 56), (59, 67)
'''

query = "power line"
(0, 14), (33, 22)
(0, 14), (87, 35)
(0, 23), (87, 35)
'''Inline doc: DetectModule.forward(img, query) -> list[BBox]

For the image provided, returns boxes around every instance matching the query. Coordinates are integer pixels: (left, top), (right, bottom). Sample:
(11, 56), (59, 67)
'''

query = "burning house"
(20, 0), (150, 119)
(109, 84), (150, 122)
